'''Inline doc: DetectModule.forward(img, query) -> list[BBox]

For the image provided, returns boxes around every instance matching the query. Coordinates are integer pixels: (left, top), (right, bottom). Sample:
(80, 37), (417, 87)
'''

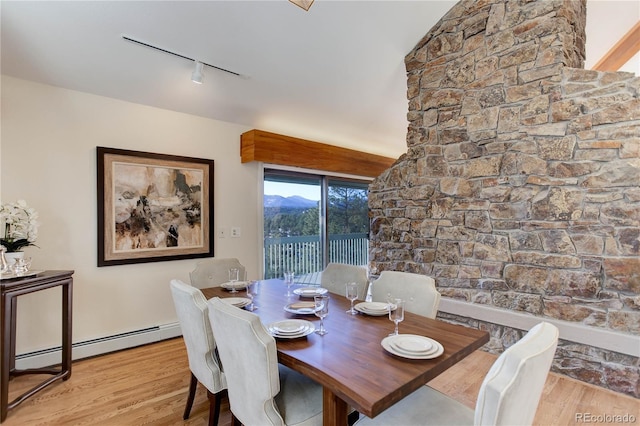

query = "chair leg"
(231, 413), (242, 426)
(207, 389), (225, 426)
(348, 411), (360, 426)
(183, 372), (198, 420)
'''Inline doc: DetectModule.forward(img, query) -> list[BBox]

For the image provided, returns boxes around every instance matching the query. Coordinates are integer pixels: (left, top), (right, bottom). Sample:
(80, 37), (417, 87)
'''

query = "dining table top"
(202, 278), (489, 426)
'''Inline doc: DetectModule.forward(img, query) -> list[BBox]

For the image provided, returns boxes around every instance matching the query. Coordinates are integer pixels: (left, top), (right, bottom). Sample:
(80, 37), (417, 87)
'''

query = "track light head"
(191, 61), (204, 84)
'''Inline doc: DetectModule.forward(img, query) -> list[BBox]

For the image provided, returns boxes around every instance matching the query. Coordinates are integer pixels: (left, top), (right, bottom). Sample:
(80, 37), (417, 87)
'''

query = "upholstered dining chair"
(169, 279), (227, 426)
(354, 321), (559, 426)
(320, 263), (368, 301)
(190, 257), (246, 289)
(370, 271), (441, 318)
(207, 297), (323, 426)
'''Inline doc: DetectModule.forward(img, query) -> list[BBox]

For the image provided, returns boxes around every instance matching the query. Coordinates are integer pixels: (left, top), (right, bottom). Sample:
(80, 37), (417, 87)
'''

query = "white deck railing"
(264, 233), (368, 280)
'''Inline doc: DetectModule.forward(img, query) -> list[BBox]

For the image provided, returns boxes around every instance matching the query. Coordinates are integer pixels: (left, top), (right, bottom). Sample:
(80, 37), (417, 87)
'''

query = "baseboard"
(15, 322), (182, 369)
(439, 298), (639, 357)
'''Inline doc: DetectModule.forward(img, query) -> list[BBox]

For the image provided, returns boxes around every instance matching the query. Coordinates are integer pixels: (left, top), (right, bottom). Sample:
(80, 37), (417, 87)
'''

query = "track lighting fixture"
(191, 61), (204, 84)
(122, 35), (247, 84)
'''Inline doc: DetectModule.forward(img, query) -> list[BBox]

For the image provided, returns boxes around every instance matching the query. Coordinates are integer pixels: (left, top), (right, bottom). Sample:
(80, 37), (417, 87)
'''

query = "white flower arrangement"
(0, 200), (39, 252)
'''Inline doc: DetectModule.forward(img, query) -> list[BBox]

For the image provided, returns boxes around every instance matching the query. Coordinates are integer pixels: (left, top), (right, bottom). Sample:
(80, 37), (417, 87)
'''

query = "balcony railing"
(264, 233), (368, 280)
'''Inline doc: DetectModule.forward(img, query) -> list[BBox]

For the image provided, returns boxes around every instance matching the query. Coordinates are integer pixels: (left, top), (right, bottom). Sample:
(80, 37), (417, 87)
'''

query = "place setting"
(380, 298), (444, 359)
(284, 300), (321, 315)
(221, 297), (251, 309)
(381, 334), (444, 359)
(221, 280), (258, 311)
(220, 267), (249, 292)
(292, 286), (328, 298)
(354, 301), (392, 316)
(267, 319), (315, 339)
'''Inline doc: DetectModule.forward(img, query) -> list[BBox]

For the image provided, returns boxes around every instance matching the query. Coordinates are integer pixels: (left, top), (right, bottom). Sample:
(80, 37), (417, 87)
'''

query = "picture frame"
(97, 147), (214, 266)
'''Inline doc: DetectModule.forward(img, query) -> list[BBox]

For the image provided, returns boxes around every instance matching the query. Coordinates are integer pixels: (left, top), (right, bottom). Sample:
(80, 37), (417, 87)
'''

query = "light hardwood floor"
(4, 337), (638, 425)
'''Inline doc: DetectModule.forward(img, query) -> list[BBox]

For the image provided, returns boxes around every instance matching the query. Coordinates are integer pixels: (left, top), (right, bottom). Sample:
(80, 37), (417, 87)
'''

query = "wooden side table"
(1, 270), (74, 422)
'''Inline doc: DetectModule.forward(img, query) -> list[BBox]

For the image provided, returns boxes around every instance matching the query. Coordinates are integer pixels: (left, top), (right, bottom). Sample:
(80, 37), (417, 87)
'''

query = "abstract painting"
(97, 147), (214, 266)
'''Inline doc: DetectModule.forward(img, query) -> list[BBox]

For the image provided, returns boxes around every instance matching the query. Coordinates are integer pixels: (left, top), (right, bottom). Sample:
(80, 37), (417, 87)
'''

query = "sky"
(264, 181), (320, 201)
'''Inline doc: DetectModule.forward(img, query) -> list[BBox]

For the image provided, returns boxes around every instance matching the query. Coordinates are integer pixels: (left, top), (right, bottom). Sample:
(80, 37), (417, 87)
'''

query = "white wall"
(1, 76), (262, 355)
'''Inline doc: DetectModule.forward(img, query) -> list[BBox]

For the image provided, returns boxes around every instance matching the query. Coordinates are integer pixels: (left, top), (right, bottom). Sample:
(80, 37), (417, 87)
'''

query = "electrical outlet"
(218, 227), (226, 238)
(231, 227), (241, 238)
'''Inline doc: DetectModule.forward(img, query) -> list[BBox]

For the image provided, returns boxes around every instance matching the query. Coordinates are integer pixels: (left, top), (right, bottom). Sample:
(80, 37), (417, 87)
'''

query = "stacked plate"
(284, 301), (320, 315)
(381, 334), (444, 359)
(354, 302), (392, 316)
(293, 287), (328, 298)
(222, 297), (251, 309)
(221, 281), (248, 291)
(267, 319), (315, 339)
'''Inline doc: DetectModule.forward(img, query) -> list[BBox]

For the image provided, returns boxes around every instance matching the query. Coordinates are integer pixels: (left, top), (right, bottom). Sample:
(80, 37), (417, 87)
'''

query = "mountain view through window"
(263, 171), (369, 280)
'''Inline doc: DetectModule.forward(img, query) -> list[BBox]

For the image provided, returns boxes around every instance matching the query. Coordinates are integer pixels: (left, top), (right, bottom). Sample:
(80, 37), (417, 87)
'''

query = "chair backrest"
(320, 263), (368, 300)
(475, 322), (559, 426)
(370, 271), (441, 318)
(207, 297), (284, 426)
(190, 258), (246, 289)
(169, 279), (225, 393)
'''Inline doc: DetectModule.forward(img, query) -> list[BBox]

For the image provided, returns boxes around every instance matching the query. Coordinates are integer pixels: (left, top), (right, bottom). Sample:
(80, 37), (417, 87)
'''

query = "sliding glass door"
(327, 179), (369, 266)
(263, 171), (322, 280)
(263, 169), (369, 282)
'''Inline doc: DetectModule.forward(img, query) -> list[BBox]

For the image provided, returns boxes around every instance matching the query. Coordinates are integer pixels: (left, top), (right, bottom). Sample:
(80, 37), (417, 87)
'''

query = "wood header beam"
(592, 21), (640, 72)
(241, 129), (397, 178)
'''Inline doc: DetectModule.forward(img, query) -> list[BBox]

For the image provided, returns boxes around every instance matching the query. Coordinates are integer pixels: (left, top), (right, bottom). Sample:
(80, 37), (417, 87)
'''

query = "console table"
(1, 270), (74, 422)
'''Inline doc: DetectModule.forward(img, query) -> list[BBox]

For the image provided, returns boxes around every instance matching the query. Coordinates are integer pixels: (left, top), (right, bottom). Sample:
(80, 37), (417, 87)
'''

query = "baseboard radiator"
(15, 322), (182, 370)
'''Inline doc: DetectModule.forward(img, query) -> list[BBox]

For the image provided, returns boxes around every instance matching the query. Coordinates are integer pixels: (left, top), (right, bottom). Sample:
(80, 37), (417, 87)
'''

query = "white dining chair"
(169, 279), (227, 426)
(207, 297), (323, 426)
(354, 321), (559, 426)
(320, 263), (368, 301)
(370, 271), (441, 318)
(190, 257), (246, 289)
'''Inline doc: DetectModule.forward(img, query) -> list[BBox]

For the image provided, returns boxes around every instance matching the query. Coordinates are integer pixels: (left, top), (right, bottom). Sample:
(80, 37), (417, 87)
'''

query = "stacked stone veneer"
(369, 0), (639, 397)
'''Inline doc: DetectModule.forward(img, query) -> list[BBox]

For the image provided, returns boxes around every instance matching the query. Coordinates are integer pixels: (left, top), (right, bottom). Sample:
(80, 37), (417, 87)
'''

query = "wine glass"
(228, 267), (240, 294)
(388, 298), (405, 336)
(314, 294), (329, 335)
(245, 280), (258, 311)
(284, 271), (295, 296)
(345, 282), (358, 315)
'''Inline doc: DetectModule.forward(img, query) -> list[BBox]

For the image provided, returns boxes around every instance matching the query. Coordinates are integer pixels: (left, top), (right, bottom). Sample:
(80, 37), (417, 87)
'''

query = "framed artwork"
(97, 147), (214, 266)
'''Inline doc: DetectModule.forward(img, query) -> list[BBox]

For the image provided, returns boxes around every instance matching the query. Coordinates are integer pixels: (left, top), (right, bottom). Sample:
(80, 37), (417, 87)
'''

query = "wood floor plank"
(3, 337), (637, 425)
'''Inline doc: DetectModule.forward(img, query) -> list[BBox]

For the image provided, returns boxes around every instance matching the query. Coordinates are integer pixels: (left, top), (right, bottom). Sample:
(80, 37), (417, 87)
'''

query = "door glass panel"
(263, 172), (322, 281)
(327, 179), (369, 267)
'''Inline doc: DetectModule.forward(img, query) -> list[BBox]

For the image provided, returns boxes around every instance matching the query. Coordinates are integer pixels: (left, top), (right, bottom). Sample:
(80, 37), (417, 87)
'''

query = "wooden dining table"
(202, 279), (489, 426)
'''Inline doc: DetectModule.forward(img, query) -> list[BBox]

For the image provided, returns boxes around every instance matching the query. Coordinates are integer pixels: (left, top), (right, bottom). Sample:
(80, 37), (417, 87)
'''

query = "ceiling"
(1, 1), (638, 159)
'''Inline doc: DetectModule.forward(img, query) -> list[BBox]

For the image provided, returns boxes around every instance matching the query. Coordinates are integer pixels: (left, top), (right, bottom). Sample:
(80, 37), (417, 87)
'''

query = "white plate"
(355, 302), (391, 316)
(222, 297), (251, 308)
(355, 307), (388, 316)
(267, 320), (315, 339)
(284, 302), (320, 315)
(381, 335), (444, 359)
(221, 281), (249, 290)
(360, 302), (389, 310)
(271, 320), (305, 334)
(293, 287), (329, 297)
(390, 335), (434, 354)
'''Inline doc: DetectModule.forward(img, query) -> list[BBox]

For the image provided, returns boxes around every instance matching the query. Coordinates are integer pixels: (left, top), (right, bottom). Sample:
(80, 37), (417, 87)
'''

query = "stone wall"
(369, 0), (639, 397)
